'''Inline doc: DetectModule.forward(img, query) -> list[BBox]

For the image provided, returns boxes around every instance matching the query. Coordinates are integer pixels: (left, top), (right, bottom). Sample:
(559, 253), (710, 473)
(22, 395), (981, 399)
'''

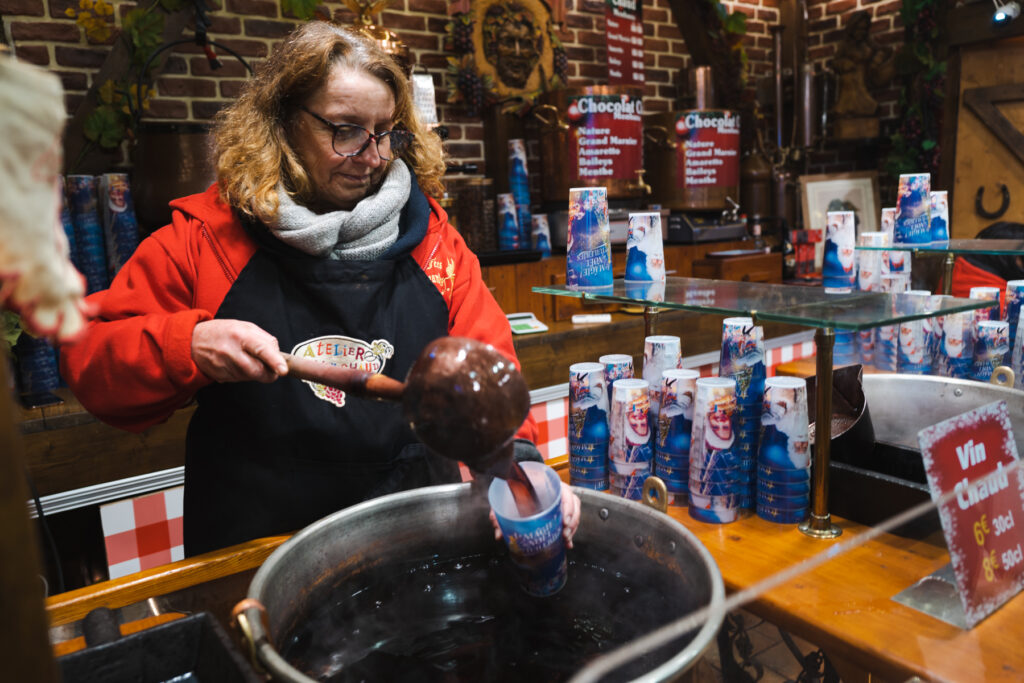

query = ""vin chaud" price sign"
(918, 400), (1024, 628)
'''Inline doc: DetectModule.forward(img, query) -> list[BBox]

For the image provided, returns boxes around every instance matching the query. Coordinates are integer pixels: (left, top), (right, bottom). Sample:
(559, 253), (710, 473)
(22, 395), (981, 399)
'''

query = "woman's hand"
(490, 481), (582, 549)
(191, 319), (288, 383)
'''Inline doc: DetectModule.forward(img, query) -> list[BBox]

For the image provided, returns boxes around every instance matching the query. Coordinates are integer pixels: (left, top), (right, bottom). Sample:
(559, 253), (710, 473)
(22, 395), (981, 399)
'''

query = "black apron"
(183, 212), (458, 556)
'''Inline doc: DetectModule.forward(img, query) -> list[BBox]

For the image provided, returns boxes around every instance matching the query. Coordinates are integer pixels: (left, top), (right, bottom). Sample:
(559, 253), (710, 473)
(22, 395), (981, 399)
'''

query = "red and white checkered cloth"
(100, 486), (184, 579)
(530, 397), (568, 461)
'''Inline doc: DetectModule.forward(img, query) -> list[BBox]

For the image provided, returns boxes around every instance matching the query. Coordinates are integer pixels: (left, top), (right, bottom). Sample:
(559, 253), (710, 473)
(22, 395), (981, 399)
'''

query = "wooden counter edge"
(46, 534), (290, 627)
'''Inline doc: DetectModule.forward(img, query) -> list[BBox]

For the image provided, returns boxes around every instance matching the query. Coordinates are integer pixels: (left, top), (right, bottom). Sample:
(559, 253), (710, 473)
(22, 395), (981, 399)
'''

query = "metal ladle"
(282, 336), (531, 476)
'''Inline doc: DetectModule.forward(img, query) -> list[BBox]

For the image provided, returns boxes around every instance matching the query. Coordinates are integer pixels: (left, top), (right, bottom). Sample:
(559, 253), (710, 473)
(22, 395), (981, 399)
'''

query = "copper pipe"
(770, 25), (786, 152)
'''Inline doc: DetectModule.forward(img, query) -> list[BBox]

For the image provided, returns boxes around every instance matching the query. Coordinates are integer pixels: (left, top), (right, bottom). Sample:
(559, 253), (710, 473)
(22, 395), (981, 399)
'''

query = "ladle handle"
(282, 353), (405, 402)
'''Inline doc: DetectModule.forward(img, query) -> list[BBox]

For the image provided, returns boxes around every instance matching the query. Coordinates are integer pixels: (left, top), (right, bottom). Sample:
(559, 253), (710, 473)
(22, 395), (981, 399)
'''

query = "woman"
(61, 22), (579, 556)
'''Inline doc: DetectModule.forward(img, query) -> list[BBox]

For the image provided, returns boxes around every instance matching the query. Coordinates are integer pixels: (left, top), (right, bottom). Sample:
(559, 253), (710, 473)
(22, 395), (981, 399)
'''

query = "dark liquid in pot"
(506, 461), (543, 517)
(280, 550), (700, 682)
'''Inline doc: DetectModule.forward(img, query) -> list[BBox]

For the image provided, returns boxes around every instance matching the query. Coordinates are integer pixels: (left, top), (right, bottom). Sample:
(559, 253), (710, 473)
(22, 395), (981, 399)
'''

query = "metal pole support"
(799, 327), (843, 539)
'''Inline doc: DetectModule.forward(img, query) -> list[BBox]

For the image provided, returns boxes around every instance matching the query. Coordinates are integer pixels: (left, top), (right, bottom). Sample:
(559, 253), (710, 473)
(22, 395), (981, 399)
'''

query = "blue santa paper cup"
(569, 362), (609, 463)
(1013, 307), (1024, 390)
(719, 317), (766, 403)
(757, 477), (811, 496)
(758, 463), (812, 483)
(624, 212), (665, 282)
(600, 353), (634, 386)
(970, 286), (1001, 323)
(566, 186), (612, 290)
(610, 378), (653, 464)
(1005, 280), (1024, 353)
(66, 174), (109, 294)
(929, 190), (949, 243)
(897, 290), (933, 375)
(756, 503), (808, 524)
(756, 490), (810, 510)
(758, 376), (810, 470)
(98, 172), (140, 279)
(823, 211), (857, 289)
(857, 231), (888, 292)
(656, 368), (699, 459)
(530, 213), (551, 257)
(972, 320), (1010, 381)
(935, 309), (972, 379)
(496, 192), (520, 251)
(879, 207), (897, 275)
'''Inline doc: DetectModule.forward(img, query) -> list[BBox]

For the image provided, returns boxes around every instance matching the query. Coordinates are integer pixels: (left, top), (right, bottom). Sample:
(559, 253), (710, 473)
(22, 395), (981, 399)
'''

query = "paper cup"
(624, 211), (665, 282)
(566, 186), (612, 290)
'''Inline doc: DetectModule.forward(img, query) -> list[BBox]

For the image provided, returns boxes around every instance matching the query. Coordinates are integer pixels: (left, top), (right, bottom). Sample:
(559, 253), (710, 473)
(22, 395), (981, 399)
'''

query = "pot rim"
(243, 481), (726, 683)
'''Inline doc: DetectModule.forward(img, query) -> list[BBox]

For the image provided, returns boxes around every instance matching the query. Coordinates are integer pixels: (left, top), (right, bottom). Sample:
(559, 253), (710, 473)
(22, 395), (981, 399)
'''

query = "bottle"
(749, 220), (768, 253)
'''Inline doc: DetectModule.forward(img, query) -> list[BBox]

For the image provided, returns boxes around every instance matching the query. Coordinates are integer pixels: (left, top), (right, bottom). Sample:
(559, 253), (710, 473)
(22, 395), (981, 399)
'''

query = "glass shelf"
(856, 239), (1024, 255)
(532, 277), (997, 331)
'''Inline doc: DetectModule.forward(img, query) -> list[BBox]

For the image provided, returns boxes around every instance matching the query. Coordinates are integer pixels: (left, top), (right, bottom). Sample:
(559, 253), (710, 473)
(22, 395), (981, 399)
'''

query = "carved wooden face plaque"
(472, 0), (555, 98)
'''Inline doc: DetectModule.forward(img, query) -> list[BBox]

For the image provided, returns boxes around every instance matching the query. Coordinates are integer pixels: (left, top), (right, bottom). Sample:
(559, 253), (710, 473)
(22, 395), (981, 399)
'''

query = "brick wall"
(1, 0), (903, 177)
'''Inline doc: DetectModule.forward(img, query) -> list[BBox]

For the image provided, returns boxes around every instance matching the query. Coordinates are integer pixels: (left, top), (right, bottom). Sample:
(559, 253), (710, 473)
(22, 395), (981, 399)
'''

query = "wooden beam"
(962, 83), (1024, 167)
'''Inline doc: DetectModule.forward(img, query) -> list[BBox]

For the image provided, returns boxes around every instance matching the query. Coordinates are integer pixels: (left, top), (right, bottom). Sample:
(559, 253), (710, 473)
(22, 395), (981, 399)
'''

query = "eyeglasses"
(298, 105), (413, 160)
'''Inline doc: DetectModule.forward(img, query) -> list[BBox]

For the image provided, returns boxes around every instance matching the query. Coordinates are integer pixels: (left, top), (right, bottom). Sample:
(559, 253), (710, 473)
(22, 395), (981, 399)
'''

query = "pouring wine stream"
(282, 336), (542, 515)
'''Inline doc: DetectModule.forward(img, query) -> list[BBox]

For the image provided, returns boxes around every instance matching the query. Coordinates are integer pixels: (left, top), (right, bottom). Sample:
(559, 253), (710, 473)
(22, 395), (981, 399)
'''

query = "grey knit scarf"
(268, 160), (411, 260)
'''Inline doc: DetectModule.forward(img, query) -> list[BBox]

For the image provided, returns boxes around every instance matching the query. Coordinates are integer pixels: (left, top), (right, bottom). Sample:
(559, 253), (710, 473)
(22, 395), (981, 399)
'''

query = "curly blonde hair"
(214, 21), (446, 222)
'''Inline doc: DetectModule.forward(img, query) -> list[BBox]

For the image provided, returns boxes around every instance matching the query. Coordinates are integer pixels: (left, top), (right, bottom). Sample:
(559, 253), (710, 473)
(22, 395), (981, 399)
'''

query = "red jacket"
(60, 184), (537, 443)
(951, 256), (1007, 318)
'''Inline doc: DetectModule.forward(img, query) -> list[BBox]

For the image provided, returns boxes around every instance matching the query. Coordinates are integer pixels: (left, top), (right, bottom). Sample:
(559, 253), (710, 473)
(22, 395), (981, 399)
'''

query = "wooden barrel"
(535, 85), (646, 204)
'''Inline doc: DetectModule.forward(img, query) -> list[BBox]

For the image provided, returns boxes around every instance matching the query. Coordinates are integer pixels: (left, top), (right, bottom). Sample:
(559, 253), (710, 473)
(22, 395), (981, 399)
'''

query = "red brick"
(188, 56), (250, 78)
(756, 8), (779, 23)
(426, 17), (447, 33)
(220, 80), (245, 98)
(646, 67), (669, 83)
(243, 19), (296, 39)
(146, 99), (189, 118)
(565, 13), (593, 29)
(46, 0), (76, 18)
(578, 30), (605, 47)
(418, 53), (449, 70)
(155, 76), (217, 98)
(809, 45), (834, 61)
(809, 17), (838, 33)
(746, 20), (767, 35)
(444, 125), (462, 140)
(464, 125), (485, 140)
(55, 70), (88, 90)
(658, 54), (683, 69)
(206, 38), (269, 58)
(55, 45), (105, 68)
(646, 38), (668, 52)
(10, 21), (80, 41)
(644, 7), (669, 23)
(161, 55), (189, 75)
(872, 1), (901, 18)
(192, 100), (228, 120)
(408, 0), (446, 13)
(809, 4), (823, 19)
(207, 16), (242, 35)
(746, 47), (768, 62)
(825, 0), (857, 15)
(0, 0), (44, 16)
(566, 45), (593, 61)
(224, 0), (278, 17)
(578, 62), (605, 79)
(647, 97), (670, 112)
(444, 141), (482, 158)
(580, 0), (603, 13)
(655, 24), (680, 39)
(380, 11), (426, 31)
(403, 33), (439, 50)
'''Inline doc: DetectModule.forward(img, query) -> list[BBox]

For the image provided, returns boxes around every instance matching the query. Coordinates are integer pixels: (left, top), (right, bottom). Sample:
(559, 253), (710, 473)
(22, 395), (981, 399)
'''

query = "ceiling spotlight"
(993, 0), (1021, 23)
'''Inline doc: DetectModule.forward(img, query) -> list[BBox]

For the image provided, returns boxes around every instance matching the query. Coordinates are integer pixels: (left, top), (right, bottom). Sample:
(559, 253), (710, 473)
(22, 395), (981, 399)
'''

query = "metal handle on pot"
(991, 366), (1015, 388)
(532, 104), (569, 131)
(641, 475), (668, 513)
(232, 598), (269, 675)
(644, 125), (677, 150)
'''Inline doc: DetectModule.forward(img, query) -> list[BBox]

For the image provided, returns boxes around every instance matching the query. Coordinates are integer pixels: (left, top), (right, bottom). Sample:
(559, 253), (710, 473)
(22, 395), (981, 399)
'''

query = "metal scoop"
(282, 336), (531, 474)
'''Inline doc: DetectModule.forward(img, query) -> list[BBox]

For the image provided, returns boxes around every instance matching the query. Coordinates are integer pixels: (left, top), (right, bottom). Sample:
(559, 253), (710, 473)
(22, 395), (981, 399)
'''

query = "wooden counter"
(44, 461), (1024, 682)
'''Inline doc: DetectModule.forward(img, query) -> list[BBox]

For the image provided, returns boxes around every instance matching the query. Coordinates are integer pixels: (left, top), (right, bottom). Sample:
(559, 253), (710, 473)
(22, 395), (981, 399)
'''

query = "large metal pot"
(239, 482), (724, 682)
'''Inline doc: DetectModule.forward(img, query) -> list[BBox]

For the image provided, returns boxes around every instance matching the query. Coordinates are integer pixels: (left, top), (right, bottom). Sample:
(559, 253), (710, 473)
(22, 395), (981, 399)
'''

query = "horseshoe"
(975, 184), (1010, 220)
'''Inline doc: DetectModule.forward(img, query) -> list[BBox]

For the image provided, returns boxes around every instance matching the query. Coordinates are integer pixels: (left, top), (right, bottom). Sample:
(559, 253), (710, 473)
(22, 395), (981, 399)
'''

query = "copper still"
(533, 85), (648, 204)
(334, 0), (412, 76)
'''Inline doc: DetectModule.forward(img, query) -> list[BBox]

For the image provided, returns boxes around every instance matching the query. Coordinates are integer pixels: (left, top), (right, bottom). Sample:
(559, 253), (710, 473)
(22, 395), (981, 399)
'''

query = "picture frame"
(799, 171), (881, 236)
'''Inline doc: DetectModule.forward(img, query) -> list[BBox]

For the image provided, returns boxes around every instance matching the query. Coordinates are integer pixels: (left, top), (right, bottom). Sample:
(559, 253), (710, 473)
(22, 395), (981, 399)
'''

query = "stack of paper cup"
(643, 335), (683, 440)
(756, 376), (811, 524)
(66, 174), (109, 294)
(508, 139), (532, 248)
(935, 309), (975, 379)
(879, 207), (898, 275)
(823, 211), (856, 290)
(655, 368), (699, 506)
(897, 290), (934, 375)
(1013, 308), (1024, 390)
(929, 190), (949, 242)
(971, 321), (1010, 382)
(875, 272), (910, 371)
(854, 229), (886, 369)
(98, 172), (141, 279)
(600, 353), (634, 385)
(970, 286), (1001, 323)
(688, 377), (742, 523)
(531, 214), (551, 257)
(718, 317), (765, 505)
(857, 231), (888, 292)
(566, 187), (612, 291)
(568, 362), (610, 490)
(1004, 280), (1024, 352)
(624, 212), (666, 283)
(497, 192), (520, 251)
(609, 379), (653, 500)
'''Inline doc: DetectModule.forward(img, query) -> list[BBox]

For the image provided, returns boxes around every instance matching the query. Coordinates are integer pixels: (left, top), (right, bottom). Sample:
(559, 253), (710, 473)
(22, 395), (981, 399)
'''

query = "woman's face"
(290, 67), (396, 211)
